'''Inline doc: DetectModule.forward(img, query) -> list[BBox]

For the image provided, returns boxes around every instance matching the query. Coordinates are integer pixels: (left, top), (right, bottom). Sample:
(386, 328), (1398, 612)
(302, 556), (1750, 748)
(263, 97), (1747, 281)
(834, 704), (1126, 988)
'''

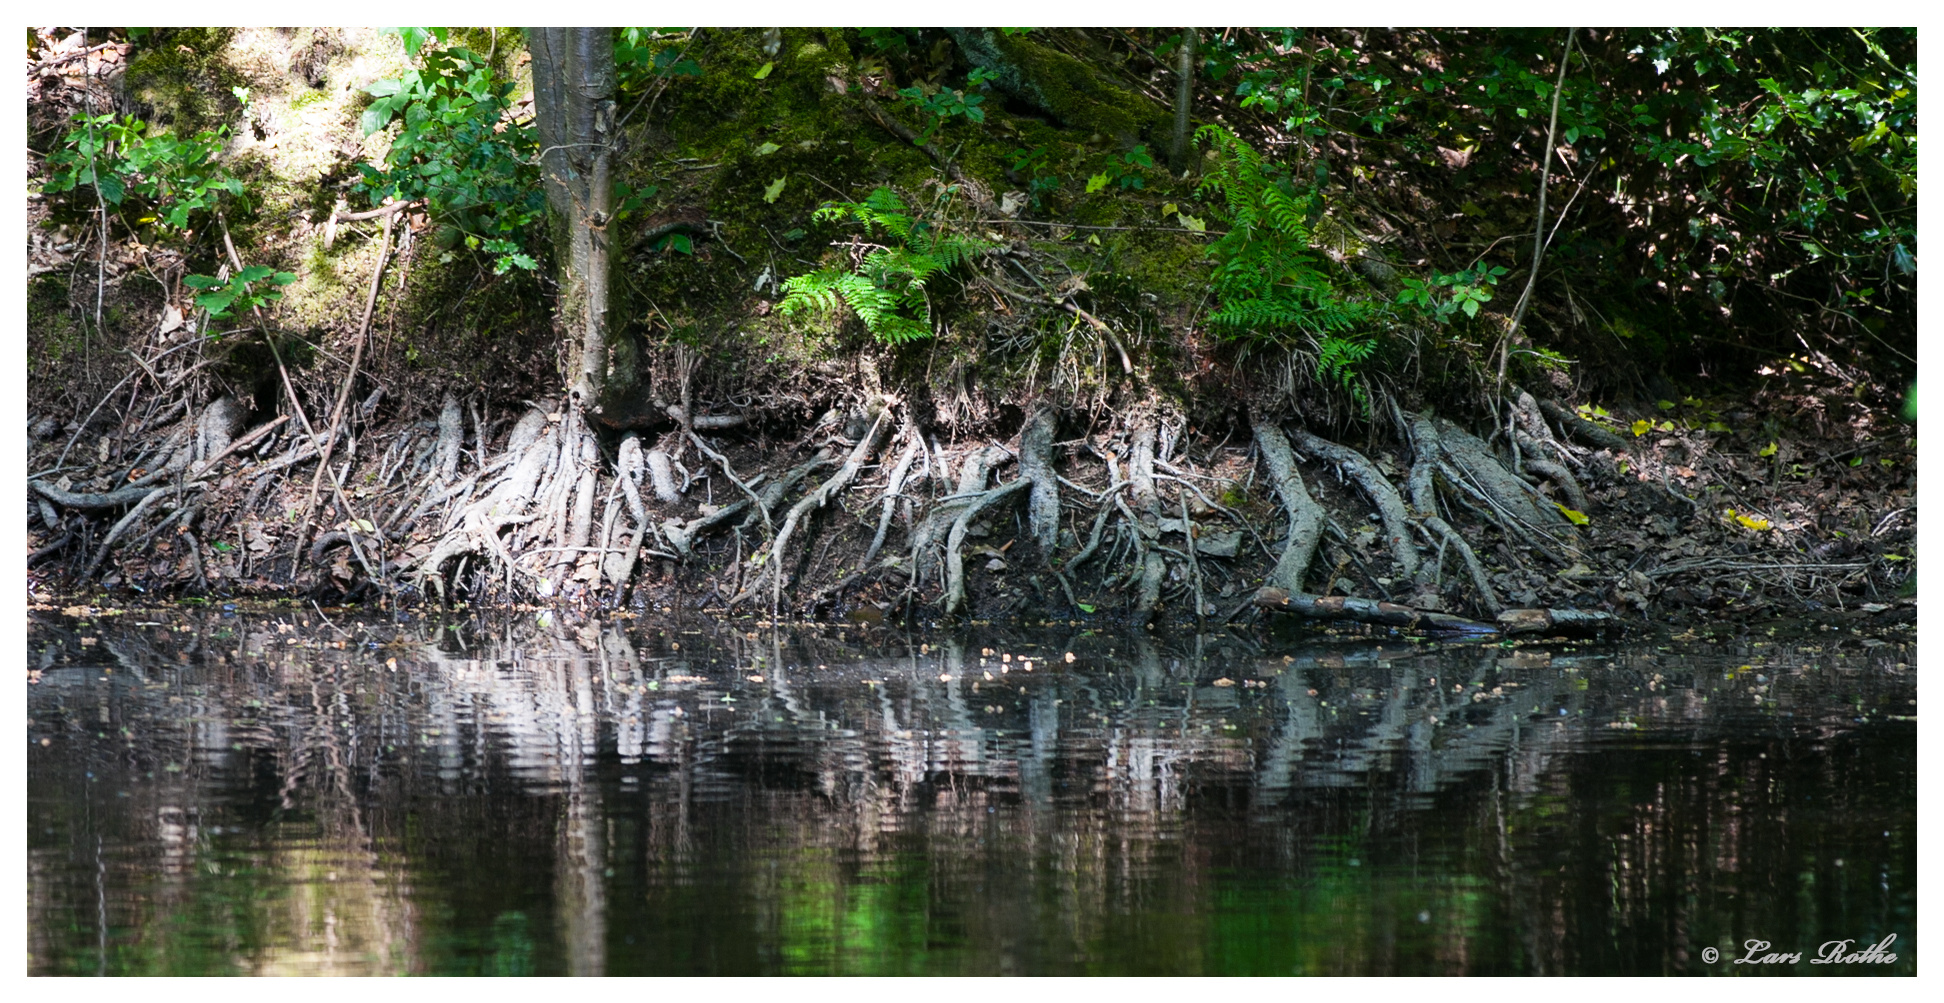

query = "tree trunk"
(1171, 29), (1197, 175)
(529, 28), (616, 412)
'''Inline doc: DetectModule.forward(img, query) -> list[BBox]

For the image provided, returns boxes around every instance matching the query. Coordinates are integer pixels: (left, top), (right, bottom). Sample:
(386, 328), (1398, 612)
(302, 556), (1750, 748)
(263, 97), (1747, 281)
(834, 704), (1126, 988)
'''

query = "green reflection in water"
(27, 612), (1916, 975)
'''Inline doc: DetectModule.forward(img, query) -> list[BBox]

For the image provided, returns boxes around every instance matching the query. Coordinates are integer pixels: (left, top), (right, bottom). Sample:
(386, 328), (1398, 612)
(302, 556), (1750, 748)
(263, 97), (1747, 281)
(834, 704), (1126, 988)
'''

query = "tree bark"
(529, 28), (617, 412)
(1171, 29), (1197, 175)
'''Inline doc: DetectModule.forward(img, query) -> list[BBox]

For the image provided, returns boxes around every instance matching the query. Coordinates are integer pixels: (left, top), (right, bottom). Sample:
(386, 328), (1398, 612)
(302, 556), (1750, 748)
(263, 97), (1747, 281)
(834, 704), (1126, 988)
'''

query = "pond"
(27, 607), (1915, 975)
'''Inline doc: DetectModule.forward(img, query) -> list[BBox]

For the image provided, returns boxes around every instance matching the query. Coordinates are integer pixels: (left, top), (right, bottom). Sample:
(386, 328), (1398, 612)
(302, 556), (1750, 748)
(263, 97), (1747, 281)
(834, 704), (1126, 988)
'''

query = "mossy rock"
(123, 28), (245, 134)
(946, 29), (1166, 147)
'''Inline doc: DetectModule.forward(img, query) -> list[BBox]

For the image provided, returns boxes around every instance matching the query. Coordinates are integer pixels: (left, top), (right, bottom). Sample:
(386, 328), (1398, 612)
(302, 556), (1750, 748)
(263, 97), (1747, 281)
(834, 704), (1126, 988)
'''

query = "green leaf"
(396, 26), (430, 59)
(195, 290), (238, 316)
(365, 78), (403, 98)
(95, 174), (124, 205)
(754, 141), (780, 156)
(238, 265), (274, 283)
(1461, 297), (1480, 317)
(181, 274), (224, 289)
(1758, 441), (1778, 457)
(1076, 603), (1097, 613)
(272, 271), (298, 286)
(763, 176), (787, 203)
(1085, 172), (1109, 194)
(1553, 502), (1591, 525)
(752, 62), (774, 80)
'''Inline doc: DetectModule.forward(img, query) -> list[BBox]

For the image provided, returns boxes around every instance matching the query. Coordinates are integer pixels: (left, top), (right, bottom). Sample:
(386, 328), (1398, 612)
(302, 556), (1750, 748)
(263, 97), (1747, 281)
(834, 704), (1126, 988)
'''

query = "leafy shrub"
(1007, 145), (1061, 208)
(899, 67), (999, 145)
(1086, 144), (1154, 193)
(615, 27), (700, 91)
(42, 113), (237, 232)
(40, 95), (288, 334)
(182, 265), (296, 319)
(357, 28), (543, 274)
(1396, 263), (1508, 322)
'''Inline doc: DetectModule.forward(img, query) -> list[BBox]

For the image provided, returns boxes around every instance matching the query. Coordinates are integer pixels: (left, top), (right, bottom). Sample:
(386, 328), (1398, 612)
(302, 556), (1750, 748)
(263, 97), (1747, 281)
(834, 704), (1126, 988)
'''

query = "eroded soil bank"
(25, 28), (1915, 633)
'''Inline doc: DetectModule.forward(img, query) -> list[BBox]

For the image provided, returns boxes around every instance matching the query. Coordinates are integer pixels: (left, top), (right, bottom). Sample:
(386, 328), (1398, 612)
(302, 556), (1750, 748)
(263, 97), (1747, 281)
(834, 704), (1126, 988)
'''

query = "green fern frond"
(872, 314), (933, 344)
(782, 185), (988, 345)
(863, 186), (907, 218)
(1193, 123), (1380, 378)
(1316, 333), (1376, 412)
(778, 268), (853, 316)
(1259, 186), (1312, 241)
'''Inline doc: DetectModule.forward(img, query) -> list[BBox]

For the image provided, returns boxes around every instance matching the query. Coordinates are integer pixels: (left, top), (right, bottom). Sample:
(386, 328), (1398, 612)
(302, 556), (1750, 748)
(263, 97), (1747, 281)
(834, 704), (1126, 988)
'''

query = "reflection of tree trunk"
(1257, 665), (1323, 797)
(1020, 692), (1058, 811)
(557, 785), (606, 975)
(554, 648), (606, 976)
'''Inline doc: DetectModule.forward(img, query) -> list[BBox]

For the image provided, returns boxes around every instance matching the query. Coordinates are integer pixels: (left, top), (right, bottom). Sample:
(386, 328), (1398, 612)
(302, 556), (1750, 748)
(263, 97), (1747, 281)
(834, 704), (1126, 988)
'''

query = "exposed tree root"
(943, 479), (1030, 615)
(1256, 587), (1618, 638)
(1405, 412), (1503, 613)
(744, 403), (891, 610)
(1287, 427), (1420, 584)
(1017, 404), (1062, 559)
(1534, 394), (1630, 451)
(1250, 418), (1325, 595)
(863, 425), (923, 567)
(909, 443), (1011, 589)
(1496, 606), (1619, 637)
(36, 346), (1815, 637)
(1434, 417), (1569, 532)
(663, 456), (826, 558)
(1510, 391), (1591, 512)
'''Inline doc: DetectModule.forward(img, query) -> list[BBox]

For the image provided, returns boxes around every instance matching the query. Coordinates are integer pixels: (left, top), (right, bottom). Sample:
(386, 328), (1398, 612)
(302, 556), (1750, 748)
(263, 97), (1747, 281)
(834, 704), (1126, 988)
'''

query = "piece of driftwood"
(1255, 587), (1620, 639)
(1254, 587), (1500, 635)
(1495, 607), (1619, 637)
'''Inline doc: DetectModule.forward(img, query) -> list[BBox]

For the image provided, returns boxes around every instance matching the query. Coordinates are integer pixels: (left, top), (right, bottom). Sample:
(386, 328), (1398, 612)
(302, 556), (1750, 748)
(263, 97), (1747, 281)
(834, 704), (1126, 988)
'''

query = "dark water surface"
(27, 607), (1915, 975)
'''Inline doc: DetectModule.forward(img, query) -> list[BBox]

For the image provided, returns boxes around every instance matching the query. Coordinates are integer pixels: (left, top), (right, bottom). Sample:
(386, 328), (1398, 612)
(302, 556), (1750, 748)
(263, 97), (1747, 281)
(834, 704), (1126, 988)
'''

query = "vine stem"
(1496, 27), (1577, 400)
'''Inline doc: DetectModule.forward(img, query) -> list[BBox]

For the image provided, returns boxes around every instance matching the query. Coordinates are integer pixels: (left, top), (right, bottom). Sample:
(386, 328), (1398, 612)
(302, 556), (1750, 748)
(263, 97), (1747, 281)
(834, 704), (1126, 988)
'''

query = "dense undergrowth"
(24, 27), (1916, 630)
